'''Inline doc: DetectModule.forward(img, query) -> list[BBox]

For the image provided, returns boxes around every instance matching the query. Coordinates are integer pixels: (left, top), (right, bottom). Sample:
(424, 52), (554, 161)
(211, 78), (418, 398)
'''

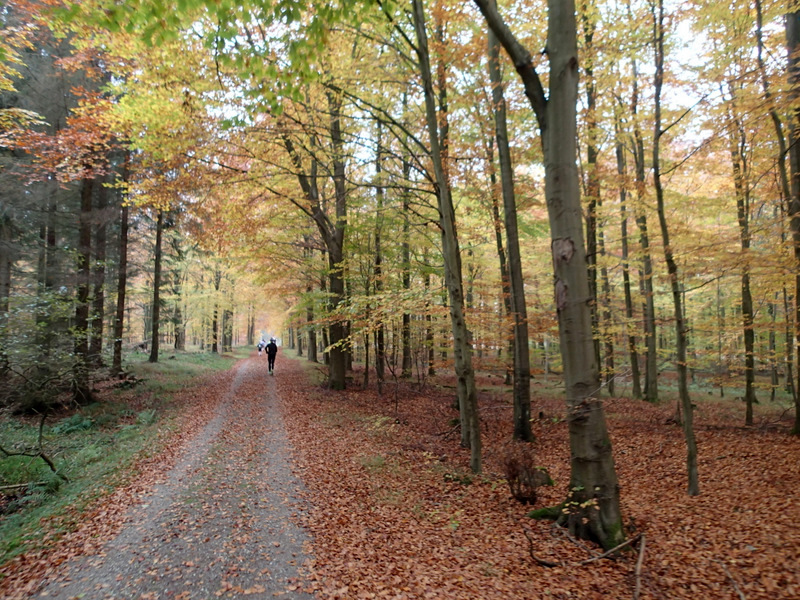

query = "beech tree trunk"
(89, 177), (109, 367)
(652, 0), (698, 495)
(488, 15), (532, 441)
(111, 198), (129, 377)
(413, 0), (481, 473)
(724, 92), (756, 425)
(613, 117), (642, 398)
(473, 0), (624, 549)
(784, 7), (800, 435)
(375, 122), (386, 384)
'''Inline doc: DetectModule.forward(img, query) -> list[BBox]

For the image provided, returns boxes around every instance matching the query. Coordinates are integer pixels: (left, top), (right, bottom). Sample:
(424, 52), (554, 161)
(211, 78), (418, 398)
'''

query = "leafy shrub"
(136, 409), (157, 426)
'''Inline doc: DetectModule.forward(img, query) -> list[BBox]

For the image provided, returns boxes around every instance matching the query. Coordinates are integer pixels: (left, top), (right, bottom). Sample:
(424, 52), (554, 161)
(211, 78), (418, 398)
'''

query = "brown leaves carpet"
(2, 354), (798, 600)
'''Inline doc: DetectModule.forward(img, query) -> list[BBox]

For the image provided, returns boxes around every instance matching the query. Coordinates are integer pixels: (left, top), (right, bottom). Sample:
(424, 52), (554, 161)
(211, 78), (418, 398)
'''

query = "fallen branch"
(0, 482), (48, 492)
(633, 533), (646, 600)
(579, 533), (643, 565)
(522, 527), (563, 567)
(716, 560), (747, 600)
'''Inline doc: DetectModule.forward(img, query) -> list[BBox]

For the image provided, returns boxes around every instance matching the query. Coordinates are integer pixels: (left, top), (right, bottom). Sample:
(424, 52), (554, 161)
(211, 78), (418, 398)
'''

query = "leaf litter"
(1, 355), (798, 600)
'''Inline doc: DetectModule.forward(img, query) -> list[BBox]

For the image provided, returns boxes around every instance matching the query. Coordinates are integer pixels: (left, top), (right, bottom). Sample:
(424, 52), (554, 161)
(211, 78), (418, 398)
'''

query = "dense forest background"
(3, 0), (800, 518)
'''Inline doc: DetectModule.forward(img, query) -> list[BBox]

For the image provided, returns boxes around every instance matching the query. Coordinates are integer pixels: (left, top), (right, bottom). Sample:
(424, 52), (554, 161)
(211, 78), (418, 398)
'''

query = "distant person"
(266, 338), (278, 374)
(257, 338), (266, 357)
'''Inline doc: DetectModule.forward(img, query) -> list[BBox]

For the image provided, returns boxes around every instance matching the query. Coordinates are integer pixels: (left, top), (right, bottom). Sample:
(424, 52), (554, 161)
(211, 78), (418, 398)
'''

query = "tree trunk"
(413, 0), (481, 473)
(0, 213), (12, 373)
(724, 89), (756, 425)
(375, 122), (386, 383)
(148, 209), (164, 363)
(473, 0), (624, 549)
(614, 117), (642, 398)
(74, 177), (94, 404)
(784, 7), (800, 435)
(652, 0), (698, 495)
(211, 266), (220, 354)
(488, 14), (532, 441)
(630, 55), (659, 403)
(580, 2), (602, 376)
(111, 197), (129, 377)
(89, 176), (109, 367)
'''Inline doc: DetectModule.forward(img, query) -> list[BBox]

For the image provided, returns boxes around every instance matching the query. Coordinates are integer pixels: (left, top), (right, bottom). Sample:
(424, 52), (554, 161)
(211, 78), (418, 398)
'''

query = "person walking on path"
(266, 337), (278, 374)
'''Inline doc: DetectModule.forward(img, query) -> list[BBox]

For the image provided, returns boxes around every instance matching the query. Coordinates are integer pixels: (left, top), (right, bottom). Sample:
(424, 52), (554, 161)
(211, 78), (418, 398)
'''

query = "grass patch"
(0, 348), (239, 568)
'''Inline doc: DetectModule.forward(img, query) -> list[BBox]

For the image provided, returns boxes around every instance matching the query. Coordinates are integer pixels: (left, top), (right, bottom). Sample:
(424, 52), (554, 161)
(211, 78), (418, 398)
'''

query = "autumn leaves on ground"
(3, 354), (799, 600)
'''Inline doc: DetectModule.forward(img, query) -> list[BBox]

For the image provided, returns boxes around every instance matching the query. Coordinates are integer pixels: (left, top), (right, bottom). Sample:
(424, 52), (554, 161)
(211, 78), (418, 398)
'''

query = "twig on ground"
(633, 533), (646, 600)
(579, 533), (643, 565)
(716, 559), (747, 600)
(522, 527), (563, 567)
(0, 482), (48, 491)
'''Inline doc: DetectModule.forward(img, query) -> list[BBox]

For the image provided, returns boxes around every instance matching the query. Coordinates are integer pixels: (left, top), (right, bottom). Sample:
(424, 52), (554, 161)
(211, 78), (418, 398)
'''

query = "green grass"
(0, 348), (242, 570)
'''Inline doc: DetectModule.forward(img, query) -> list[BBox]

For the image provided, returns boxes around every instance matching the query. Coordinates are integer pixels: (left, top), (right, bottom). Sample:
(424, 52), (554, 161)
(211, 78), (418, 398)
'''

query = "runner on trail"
(257, 337), (266, 356)
(266, 338), (278, 374)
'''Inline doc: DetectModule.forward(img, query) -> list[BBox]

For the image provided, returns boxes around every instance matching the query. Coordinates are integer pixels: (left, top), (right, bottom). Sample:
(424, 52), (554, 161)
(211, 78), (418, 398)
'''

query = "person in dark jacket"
(266, 338), (278, 374)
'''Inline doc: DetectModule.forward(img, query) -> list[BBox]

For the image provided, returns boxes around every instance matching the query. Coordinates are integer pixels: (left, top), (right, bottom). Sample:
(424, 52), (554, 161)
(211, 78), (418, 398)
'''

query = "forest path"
(35, 355), (314, 600)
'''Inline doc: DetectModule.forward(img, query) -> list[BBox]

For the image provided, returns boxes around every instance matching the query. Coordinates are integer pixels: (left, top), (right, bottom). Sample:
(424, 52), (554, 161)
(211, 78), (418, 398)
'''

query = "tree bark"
(652, 0), (698, 495)
(148, 209), (164, 363)
(111, 195), (129, 377)
(473, 0), (624, 548)
(89, 176), (109, 366)
(487, 13), (532, 441)
(73, 177), (94, 404)
(784, 6), (800, 435)
(614, 117), (642, 398)
(414, 0), (481, 473)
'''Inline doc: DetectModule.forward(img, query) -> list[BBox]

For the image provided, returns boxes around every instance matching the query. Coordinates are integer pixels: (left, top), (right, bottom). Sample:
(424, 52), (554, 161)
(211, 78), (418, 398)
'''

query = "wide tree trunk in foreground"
(473, 0), (624, 548)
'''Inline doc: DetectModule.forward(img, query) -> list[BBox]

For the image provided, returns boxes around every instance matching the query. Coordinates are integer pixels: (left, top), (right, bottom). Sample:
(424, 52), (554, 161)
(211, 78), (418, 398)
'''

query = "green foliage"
(527, 504), (563, 521)
(51, 414), (94, 435)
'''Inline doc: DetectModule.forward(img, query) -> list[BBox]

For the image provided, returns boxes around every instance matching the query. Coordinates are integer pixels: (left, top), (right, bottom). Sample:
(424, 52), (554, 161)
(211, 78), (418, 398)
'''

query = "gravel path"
(36, 357), (315, 600)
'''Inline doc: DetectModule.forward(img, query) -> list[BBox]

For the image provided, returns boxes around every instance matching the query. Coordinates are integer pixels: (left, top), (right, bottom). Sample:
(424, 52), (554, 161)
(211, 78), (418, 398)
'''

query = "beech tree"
(471, 0), (624, 547)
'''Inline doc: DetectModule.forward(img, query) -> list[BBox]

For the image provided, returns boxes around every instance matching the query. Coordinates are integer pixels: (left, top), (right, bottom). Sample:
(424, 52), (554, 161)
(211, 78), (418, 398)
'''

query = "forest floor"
(1, 352), (799, 599)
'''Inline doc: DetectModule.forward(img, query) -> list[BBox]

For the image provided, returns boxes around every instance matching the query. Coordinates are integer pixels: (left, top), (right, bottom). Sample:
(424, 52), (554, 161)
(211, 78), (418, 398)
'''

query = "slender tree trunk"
(488, 13), (532, 440)
(111, 197), (129, 377)
(485, 136), (514, 385)
(724, 89), (756, 425)
(652, 0), (698, 494)
(148, 209), (164, 363)
(375, 122), (386, 383)
(580, 1), (601, 374)
(89, 177), (108, 366)
(211, 266), (221, 354)
(74, 177), (94, 403)
(630, 55), (659, 402)
(614, 116), (642, 398)
(0, 214), (11, 373)
(414, 0), (481, 472)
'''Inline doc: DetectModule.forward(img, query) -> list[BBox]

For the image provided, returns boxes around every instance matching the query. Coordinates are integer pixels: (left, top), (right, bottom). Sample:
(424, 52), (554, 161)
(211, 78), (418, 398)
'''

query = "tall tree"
(487, 3), (532, 441)
(651, 0), (698, 495)
(412, 0), (481, 472)
(472, 0), (624, 547)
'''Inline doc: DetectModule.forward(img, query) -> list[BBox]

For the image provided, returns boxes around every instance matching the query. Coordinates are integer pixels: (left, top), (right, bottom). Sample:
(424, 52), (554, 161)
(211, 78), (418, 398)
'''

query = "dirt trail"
(35, 356), (314, 600)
